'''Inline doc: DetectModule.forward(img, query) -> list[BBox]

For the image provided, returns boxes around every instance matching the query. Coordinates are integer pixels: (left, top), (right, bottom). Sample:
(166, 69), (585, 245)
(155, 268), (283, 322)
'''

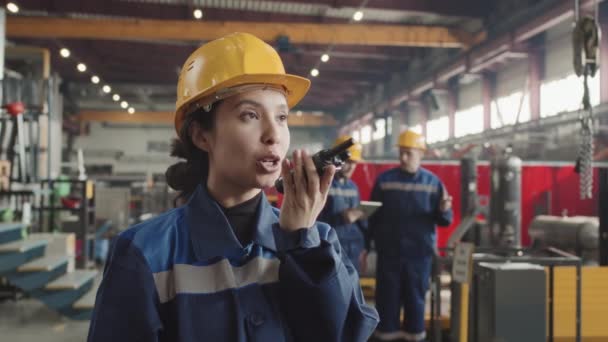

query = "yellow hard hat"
(175, 32), (311, 133)
(397, 130), (426, 150)
(334, 135), (363, 162)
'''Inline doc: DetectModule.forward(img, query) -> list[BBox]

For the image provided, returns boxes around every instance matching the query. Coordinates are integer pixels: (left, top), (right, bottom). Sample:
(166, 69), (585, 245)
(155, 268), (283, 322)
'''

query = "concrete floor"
(0, 299), (90, 342)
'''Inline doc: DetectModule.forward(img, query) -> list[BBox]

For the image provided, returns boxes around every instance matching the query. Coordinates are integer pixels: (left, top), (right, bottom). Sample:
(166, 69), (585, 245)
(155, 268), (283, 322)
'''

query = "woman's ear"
(190, 122), (212, 153)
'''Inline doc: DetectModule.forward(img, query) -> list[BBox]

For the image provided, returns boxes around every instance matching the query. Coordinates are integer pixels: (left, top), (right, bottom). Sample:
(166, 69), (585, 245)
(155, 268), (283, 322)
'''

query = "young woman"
(87, 32), (378, 342)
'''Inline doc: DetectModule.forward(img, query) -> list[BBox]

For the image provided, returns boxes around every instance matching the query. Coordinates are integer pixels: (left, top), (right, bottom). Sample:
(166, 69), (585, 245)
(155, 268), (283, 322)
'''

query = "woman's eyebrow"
(232, 100), (288, 112)
(232, 99), (263, 109)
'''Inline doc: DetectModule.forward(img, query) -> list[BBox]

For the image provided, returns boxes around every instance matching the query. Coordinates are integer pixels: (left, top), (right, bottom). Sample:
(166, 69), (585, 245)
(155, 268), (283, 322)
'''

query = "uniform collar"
(185, 184), (279, 261)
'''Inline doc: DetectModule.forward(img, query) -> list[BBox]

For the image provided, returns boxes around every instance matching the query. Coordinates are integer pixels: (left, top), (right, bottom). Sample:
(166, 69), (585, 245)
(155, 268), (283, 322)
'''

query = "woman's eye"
(278, 114), (288, 122)
(241, 111), (258, 120)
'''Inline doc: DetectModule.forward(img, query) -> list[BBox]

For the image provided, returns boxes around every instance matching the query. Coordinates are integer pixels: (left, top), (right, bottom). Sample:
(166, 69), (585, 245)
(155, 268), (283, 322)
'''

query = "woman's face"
(193, 88), (290, 192)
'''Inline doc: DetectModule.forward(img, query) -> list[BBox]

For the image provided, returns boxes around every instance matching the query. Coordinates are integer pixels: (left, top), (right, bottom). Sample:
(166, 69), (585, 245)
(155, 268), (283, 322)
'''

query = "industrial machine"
(448, 149), (523, 251)
(475, 262), (546, 342)
(529, 215), (599, 264)
(442, 149), (600, 342)
(489, 151), (522, 248)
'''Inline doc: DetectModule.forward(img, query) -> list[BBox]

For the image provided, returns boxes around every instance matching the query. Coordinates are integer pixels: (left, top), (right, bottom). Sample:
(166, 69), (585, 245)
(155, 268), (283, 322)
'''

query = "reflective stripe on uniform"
(402, 330), (426, 341)
(379, 182), (437, 194)
(328, 188), (359, 197)
(153, 257), (280, 303)
(373, 330), (427, 341)
(373, 330), (406, 341)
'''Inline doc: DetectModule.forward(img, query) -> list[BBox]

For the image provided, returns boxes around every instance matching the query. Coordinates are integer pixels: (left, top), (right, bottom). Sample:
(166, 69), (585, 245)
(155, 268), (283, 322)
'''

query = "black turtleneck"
(399, 168), (418, 178)
(220, 191), (263, 247)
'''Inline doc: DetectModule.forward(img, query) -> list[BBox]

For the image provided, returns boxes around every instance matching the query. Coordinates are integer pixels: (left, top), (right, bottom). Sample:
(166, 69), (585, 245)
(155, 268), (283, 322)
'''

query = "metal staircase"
(0, 222), (98, 320)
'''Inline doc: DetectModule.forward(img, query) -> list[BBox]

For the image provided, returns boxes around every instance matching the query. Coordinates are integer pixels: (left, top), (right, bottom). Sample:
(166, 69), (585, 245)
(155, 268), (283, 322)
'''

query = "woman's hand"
(279, 149), (335, 231)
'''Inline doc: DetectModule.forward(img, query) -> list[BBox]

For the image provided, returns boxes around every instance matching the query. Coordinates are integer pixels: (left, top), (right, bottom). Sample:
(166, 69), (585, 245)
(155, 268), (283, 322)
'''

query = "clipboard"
(357, 201), (382, 219)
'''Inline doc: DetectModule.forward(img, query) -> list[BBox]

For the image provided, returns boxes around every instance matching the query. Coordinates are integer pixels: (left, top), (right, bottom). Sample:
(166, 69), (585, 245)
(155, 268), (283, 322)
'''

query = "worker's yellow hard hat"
(334, 135), (363, 162)
(175, 32), (311, 133)
(397, 130), (426, 150)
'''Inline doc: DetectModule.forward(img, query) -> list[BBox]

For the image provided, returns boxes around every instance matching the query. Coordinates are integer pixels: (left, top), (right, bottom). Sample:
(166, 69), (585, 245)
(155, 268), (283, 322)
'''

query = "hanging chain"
(579, 106), (594, 200)
(574, 0), (598, 200)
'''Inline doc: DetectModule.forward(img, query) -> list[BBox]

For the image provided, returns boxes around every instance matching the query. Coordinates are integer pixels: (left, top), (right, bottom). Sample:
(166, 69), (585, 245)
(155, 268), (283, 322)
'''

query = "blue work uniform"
(318, 177), (368, 274)
(369, 167), (452, 341)
(88, 184), (379, 342)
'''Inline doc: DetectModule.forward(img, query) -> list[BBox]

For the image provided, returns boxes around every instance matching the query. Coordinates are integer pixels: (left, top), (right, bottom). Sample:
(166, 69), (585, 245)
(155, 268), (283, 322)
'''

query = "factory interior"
(0, 0), (607, 341)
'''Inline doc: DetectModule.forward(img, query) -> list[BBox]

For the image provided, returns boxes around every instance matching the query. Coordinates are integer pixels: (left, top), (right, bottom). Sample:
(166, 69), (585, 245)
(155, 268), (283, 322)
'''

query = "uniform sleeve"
(273, 225), (379, 342)
(317, 195), (346, 227)
(87, 236), (162, 342)
(435, 181), (453, 227)
(367, 180), (383, 247)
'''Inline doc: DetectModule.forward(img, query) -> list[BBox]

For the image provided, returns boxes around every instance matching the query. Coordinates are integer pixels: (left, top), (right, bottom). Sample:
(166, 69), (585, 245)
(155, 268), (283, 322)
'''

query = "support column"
(448, 87), (457, 139)
(421, 100), (429, 140)
(383, 110), (391, 157)
(600, 2), (608, 103)
(600, 168), (608, 266)
(401, 102), (410, 130)
(0, 9), (5, 86)
(482, 73), (494, 130)
(529, 47), (543, 120)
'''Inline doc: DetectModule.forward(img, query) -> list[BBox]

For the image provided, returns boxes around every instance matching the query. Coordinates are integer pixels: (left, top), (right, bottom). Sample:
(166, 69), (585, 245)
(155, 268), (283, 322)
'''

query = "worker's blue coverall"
(87, 184), (379, 342)
(369, 167), (452, 341)
(318, 177), (369, 274)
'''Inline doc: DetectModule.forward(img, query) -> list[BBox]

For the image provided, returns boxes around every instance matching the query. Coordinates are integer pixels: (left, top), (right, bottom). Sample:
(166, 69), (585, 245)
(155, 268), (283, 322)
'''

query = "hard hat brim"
(175, 73), (311, 133)
(396, 143), (427, 151)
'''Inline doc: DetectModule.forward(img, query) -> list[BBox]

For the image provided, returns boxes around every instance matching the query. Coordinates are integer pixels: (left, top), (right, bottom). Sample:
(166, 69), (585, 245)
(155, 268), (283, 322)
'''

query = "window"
(409, 124), (423, 135)
(540, 72), (600, 118)
(360, 125), (372, 144)
(426, 116), (450, 143)
(351, 130), (360, 143)
(455, 105), (484, 137)
(491, 91), (531, 128)
(372, 118), (386, 141)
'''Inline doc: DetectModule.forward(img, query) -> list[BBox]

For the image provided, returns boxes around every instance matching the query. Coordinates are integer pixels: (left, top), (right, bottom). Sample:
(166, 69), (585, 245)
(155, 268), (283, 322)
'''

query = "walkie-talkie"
(275, 138), (354, 193)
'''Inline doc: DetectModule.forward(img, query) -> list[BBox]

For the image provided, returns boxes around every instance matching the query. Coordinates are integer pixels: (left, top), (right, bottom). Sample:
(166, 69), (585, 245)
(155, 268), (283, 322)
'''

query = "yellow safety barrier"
(553, 266), (608, 339)
(361, 266), (608, 340)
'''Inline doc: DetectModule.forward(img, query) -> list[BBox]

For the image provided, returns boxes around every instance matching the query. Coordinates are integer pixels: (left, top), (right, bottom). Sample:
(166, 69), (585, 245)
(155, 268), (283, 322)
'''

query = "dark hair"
(165, 106), (218, 206)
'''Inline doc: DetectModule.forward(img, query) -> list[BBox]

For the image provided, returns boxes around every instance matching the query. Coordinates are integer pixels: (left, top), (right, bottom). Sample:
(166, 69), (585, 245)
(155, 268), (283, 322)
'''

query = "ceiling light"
(120, 101), (128, 109)
(321, 54), (330, 63)
(353, 11), (364, 21)
(77, 63), (87, 72)
(112, 94), (120, 102)
(6, 2), (19, 13)
(91, 75), (100, 84)
(128, 107), (135, 114)
(60, 48), (71, 58)
(102, 85), (111, 93)
(310, 68), (319, 77)
(193, 9), (203, 19)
